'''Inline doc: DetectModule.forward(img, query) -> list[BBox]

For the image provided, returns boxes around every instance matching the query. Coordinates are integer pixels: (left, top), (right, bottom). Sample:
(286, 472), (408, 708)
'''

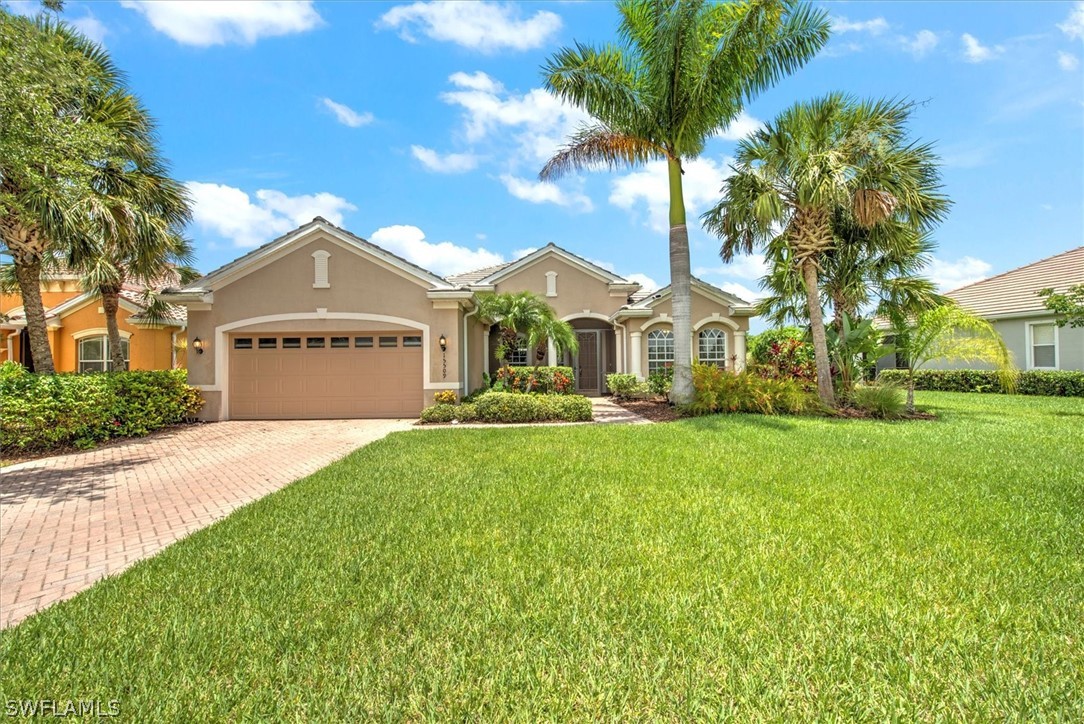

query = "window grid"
(507, 335), (529, 366)
(647, 329), (674, 376)
(698, 329), (727, 368)
(1031, 323), (1056, 369)
(78, 336), (129, 373)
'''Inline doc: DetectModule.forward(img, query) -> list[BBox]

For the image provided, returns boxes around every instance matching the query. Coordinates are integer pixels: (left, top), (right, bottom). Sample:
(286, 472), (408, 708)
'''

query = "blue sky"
(8, 0), (1084, 320)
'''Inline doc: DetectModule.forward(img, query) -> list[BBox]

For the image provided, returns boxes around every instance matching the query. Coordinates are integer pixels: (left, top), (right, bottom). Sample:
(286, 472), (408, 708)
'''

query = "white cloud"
(186, 182), (356, 248)
(377, 1), (561, 53)
(832, 16), (889, 35)
(1058, 1), (1084, 40)
(319, 98), (373, 128)
(1041, 203), (1055, 211)
(694, 254), (768, 281)
(511, 247), (538, 259)
(410, 145), (478, 174)
(1058, 51), (1080, 71)
(719, 111), (762, 141)
(961, 33), (1004, 63)
(718, 282), (762, 303)
(440, 71), (590, 164)
(609, 157), (732, 233)
(499, 175), (593, 211)
(119, 1), (322, 46)
(69, 14), (108, 45)
(926, 255), (993, 291)
(901, 30), (939, 58)
(626, 273), (660, 292)
(369, 225), (505, 276)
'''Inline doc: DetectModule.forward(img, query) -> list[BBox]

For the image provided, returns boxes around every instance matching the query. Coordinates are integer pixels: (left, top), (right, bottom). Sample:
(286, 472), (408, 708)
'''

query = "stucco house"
(162, 217), (754, 420)
(0, 271), (187, 373)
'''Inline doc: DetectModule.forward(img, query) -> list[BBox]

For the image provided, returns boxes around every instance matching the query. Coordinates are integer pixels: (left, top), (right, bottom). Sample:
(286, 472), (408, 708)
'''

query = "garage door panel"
(230, 332), (424, 419)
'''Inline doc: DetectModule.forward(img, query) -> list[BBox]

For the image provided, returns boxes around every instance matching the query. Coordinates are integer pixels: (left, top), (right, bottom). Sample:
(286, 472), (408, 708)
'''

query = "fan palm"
(539, 0), (830, 404)
(703, 93), (950, 406)
(476, 292), (578, 370)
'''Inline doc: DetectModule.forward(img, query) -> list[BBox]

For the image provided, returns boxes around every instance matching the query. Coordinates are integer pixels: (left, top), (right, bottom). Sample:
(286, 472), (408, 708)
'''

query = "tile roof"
(625, 276), (752, 309)
(946, 246), (1083, 318)
(445, 262), (513, 285)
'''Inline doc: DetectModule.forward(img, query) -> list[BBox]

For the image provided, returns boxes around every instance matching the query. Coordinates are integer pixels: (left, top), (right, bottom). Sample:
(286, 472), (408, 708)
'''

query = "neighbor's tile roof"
(946, 246), (1083, 318)
(445, 262), (513, 286)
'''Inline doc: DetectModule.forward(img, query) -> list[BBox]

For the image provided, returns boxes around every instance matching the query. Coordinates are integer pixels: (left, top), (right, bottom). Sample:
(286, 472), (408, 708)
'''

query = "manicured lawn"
(2, 393), (1082, 718)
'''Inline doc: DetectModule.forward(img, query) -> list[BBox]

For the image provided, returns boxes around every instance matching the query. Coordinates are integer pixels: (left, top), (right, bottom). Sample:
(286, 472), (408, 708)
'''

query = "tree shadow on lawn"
(0, 456), (149, 506)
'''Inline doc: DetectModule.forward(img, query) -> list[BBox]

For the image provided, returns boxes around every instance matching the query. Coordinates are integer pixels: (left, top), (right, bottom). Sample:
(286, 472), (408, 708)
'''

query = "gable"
(479, 245), (625, 286)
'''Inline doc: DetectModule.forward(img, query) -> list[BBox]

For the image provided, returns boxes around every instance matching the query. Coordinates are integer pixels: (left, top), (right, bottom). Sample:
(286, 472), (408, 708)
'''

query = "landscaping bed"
(611, 397), (682, 422)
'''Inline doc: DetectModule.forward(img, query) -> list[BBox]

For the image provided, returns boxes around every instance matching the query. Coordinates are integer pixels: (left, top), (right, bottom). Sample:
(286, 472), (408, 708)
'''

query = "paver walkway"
(590, 397), (652, 424)
(0, 419), (411, 628)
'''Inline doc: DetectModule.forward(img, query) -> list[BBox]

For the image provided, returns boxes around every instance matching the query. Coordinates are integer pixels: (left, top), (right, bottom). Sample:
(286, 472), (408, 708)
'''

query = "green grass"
(2, 392), (1082, 719)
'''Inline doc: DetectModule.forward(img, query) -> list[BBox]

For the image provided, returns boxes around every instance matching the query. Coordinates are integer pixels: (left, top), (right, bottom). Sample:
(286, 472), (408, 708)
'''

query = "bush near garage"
(492, 366), (575, 394)
(420, 392), (592, 424)
(0, 362), (204, 452)
(878, 369), (1084, 397)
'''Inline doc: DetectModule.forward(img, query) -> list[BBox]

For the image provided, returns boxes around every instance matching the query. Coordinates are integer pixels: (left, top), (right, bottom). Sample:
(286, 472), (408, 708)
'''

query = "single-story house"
(162, 217), (754, 420)
(0, 271), (187, 372)
(878, 246), (1083, 373)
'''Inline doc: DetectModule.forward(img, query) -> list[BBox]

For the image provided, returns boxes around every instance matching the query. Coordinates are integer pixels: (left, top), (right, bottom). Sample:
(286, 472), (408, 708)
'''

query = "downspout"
(462, 303), (478, 397)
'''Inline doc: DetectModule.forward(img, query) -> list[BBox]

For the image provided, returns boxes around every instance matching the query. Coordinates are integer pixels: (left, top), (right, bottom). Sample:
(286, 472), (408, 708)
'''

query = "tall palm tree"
(476, 292), (578, 370)
(1, 12), (151, 373)
(703, 94), (950, 406)
(539, 0), (830, 404)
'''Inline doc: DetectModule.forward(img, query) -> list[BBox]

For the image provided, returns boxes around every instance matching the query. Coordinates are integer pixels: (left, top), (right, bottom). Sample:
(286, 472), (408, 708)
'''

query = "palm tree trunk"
(10, 247), (56, 374)
(101, 286), (126, 371)
(801, 259), (835, 406)
(906, 370), (916, 414)
(667, 156), (695, 405)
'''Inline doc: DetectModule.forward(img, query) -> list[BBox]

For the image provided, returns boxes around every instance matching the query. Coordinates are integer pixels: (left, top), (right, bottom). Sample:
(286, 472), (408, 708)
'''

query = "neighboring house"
(162, 217), (754, 420)
(0, 271), (187, 373)
(878, 246), (1083, 373)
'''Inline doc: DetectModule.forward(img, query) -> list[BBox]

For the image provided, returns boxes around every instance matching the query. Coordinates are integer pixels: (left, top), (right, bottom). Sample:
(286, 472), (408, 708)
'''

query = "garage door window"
(282, 337), (301, 349)
(258, 338), (277, 349)
(330, 336), (349, 348)
(234, 338), (253, 350)
(379, 336), (398, 348)
(403, 336), (422, 347)
(355, 336), (373, 348)
(307, 337), (325, 348)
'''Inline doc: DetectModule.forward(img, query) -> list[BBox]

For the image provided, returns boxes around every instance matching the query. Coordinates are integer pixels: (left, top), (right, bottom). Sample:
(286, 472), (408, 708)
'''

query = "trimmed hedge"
(420, 392), (592, 424)
(1, 363), (204, 452)
(492, 366), (575, 394)
(878, 369), (1084, 397)
(605, 373), (649, 400)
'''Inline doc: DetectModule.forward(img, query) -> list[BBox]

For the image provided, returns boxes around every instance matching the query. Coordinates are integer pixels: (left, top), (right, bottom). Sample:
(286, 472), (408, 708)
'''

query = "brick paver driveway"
(1, 419), (412, 628)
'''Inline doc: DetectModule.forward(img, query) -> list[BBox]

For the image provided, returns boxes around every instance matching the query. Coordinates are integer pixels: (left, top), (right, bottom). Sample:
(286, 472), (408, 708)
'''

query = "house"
(880, 246), (1083, 373)
(162, 217), (754, 420)
(0, 271), (187, 373)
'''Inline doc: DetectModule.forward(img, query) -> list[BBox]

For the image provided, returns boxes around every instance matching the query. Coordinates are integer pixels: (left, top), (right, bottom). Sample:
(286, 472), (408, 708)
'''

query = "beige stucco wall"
(625, 291), (751, 376)
(493, 254), (629, 320)
(185, 230), (465, 418)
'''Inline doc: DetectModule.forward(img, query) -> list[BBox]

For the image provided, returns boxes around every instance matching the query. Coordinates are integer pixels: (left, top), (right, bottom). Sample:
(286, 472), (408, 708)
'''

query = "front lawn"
(2, 393), (1081, 718)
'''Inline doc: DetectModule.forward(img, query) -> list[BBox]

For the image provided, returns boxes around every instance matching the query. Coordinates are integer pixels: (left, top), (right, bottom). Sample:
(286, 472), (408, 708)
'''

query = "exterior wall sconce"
(439, 334), (447, 352)
(192, 337), (205, 355)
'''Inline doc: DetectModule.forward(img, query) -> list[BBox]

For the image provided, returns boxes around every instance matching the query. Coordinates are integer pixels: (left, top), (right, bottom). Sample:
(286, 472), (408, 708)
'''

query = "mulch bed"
(612, 398), (683, 422)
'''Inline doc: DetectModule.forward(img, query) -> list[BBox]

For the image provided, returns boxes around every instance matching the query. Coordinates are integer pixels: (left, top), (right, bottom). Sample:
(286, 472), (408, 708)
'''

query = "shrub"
(420, 392), (592, 424)
(749, 327), (810, 365)
(0, 364), (204, 452)
(493, 366), (575, 394)
(878, 369), (1084, 397)
(752, 337), (816, 389)
(851, 383), (907, 419)
(647, 365), (673, 396)
(606, 373), (649, 400)
(433, 390), (458, 405)
(685, 363), (819, 416)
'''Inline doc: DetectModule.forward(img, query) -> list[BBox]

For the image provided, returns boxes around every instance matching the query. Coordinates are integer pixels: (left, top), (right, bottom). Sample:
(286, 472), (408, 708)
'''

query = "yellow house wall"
(52, 303), (181, 372)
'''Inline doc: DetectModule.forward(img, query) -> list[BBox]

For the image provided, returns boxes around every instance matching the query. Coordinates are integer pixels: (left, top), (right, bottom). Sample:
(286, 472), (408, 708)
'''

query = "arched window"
(698, 328), (727, 368)
(647, 329), (674, 375)
(78, 336), (129, 373)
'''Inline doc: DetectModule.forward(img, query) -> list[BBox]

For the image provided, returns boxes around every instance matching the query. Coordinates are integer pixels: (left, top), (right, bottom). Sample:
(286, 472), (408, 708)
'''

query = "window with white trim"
(698, 328), (727, 367)
(78, 336), (129, 373)
(508, 335), (530, 366)
(647, 329), (674, 375)
(1030, 323), (1057, 369)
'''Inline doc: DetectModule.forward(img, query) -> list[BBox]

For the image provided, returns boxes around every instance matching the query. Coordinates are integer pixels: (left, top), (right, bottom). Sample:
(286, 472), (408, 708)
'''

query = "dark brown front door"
(575, 331), (599, 395)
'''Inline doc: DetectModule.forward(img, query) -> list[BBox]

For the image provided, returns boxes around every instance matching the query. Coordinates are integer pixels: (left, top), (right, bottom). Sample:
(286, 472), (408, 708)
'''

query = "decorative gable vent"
(545, 271), (558, 297)
(312, 250), (330, 288)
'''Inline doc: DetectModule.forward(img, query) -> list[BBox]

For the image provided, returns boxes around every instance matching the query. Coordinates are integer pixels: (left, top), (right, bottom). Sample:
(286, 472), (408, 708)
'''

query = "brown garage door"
(229, 332), (424, 419)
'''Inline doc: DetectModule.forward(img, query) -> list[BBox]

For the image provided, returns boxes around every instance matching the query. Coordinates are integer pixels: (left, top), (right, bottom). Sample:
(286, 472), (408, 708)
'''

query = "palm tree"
(476, 291), (578, 372)
(538, 0), (830, 404)
(892, 304), (1016, 412)
(1, 13), (152, 373)
(703, 94), (950, 406)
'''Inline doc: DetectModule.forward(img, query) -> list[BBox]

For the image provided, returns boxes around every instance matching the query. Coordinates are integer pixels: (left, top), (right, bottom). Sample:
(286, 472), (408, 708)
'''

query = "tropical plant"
(704, 94), (951, 407)
(1, 12), (154, 373)
(1039, 284), (1084, 328)
(475, 292), (578, 384)
(824, 313), (893, 397)
(538, 0), (830, 404)
(891, 304), (1017, 412)
(850, 382), (906, 419)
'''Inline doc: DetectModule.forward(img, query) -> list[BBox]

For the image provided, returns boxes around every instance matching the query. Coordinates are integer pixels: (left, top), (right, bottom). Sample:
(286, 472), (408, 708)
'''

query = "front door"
(575, 331), (600, 395)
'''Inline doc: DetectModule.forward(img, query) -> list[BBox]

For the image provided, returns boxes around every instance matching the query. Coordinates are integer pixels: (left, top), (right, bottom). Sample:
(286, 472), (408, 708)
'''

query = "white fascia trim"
(478, 247), (623, 286)
(72, 327), (133, 341)
(426, 290), (475, 301)
(194, 223), (453, 293)
(561, 312), (613, 324)
(211, 311), (436, 421)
